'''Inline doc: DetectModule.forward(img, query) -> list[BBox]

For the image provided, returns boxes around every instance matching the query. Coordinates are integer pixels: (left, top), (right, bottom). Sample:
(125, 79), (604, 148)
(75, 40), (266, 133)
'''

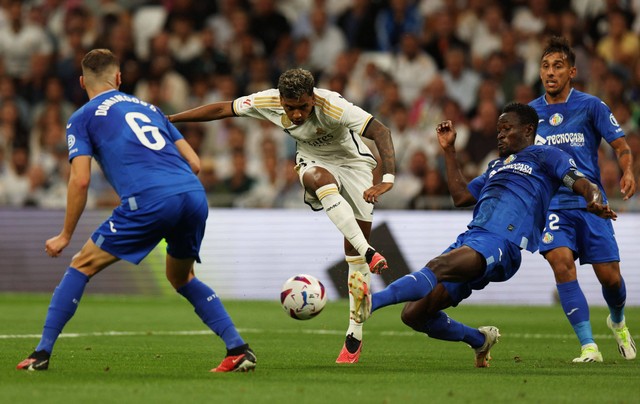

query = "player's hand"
(45, 234), (70, 257)
(620, 171), (636, 200)
(363, 182), (393, 204)
(586, 201), (617, 220)
(436, 120), (457, 150)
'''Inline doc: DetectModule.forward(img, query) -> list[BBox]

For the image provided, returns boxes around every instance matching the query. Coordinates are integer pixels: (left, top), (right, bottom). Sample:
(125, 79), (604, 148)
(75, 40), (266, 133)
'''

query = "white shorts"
(295, 155), (375, 222)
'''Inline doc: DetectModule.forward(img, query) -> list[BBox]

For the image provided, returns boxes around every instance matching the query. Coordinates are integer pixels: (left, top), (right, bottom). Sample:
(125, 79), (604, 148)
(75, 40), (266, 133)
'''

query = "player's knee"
(166, 271), (193, 290)
(400, 303), (425, 331)
(425, 256), (448, 280)
(599, 273), (622, 289)
(550, 263), (577, 283)
(69, 252), (99, 278)
(594, 263), (622, 289)
(304, 168), (335, 192)
(166, 274), (187, 290)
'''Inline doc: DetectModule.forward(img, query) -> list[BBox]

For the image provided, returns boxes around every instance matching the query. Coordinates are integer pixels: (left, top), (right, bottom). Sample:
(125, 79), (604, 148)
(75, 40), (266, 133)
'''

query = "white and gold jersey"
(232, 88), (377, 169)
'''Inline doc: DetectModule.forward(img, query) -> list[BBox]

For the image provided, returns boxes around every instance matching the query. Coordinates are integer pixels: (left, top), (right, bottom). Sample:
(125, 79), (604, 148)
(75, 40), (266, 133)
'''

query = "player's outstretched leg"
(211, 344), (257, 372)
(607, 315), (636, 360)
(316, 184), (387, 274)
(16, 267), (89, 371)
(474, 326), (501, 368)
(348, 271), (371, 324)
(336, 256), (369, 364)
(177, 277), (255, 372)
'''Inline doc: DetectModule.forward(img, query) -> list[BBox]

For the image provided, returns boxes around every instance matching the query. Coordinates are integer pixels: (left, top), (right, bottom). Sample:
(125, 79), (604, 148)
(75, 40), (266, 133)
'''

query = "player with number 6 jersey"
(17, 49), (256, 373)
(67, 91), (203, 205)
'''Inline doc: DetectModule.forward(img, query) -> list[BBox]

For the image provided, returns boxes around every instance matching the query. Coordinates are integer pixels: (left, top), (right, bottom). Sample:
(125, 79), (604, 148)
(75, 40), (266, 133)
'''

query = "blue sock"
(602, 277), (626, 323)
(414, 311), (484, 348)
(557, 280), (593, 345)
(371, 267), (437, 312)
(36, 267), (89, 354)
(177, 278), (245, 350)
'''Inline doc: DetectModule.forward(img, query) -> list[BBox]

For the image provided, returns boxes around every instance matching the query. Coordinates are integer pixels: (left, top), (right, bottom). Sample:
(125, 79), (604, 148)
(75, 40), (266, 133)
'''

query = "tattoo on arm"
(364, 120), (396, 175)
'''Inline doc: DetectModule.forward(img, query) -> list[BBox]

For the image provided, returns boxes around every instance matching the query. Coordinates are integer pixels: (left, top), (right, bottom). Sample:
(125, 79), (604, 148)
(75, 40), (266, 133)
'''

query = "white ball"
(280, 274), (327, 320)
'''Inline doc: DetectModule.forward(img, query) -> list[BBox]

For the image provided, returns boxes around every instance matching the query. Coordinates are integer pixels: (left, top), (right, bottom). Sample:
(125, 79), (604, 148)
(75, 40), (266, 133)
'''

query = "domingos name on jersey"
(95, 94), (157, 116)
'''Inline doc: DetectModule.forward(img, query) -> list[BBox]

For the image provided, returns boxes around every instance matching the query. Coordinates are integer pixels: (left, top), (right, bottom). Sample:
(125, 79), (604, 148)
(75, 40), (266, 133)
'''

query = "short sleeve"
(591, 99), (624, 144)
(467, 172), (487, 200)
(66, 115), (92, 162)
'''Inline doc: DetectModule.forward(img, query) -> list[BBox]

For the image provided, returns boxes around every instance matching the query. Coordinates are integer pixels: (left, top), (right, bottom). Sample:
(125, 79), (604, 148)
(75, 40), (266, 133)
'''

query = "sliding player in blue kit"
(348, 103), (617, 367)
(529, 36), (636, 362)
(16, 49), (255, 372)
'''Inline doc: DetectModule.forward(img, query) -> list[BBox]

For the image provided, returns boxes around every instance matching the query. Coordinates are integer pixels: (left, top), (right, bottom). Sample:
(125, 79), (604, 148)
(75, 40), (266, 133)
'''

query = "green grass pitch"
(1, 294), (638, 404)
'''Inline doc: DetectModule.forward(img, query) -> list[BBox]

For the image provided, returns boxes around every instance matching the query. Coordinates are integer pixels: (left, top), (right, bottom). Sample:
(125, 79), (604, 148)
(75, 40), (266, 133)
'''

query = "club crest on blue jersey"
(609, 113), (619, 127)
(67, 134), (76, 149)
(542, 232), (554, 244)
(504, 154), (517, 164)
(549, 113), (563, 126)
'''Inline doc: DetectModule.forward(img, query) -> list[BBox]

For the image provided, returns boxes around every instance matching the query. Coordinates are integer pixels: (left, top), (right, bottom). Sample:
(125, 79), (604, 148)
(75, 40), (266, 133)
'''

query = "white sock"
(317, 184), (371, 257)
(346, 255), (371, 341)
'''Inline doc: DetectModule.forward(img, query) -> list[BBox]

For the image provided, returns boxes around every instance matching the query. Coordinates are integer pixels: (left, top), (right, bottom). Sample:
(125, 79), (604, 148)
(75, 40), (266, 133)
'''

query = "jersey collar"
(543, 87), (574, 105)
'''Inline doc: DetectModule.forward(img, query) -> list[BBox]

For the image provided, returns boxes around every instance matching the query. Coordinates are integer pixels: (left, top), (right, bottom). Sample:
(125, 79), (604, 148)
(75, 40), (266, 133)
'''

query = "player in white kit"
(169, 68), (396, 363)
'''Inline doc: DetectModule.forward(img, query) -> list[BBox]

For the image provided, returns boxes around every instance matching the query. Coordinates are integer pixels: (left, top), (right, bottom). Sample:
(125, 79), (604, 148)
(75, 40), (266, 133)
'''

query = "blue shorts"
(539, 209), (619, 265)
(91, 191), (208, 264)
(441, 228), (522, 306)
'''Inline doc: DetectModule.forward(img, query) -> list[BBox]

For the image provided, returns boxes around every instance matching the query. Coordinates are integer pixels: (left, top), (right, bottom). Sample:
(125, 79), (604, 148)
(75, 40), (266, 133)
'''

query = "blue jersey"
(529, 88), (624, 209)
(467, 145), (576, 252)
(66, 90), (203, 205)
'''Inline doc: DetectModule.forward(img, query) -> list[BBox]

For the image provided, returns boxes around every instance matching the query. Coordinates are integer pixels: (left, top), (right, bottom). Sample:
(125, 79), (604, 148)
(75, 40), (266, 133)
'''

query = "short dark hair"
(503, 102), (539, 133)
(81, 49), (119, 75)
(541, 36), (575, 67)
(277, 68), (315, 99)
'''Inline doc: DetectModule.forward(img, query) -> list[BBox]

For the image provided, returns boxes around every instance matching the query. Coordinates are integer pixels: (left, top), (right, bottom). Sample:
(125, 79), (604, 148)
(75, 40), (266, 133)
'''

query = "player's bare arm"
(610, 137), (636, 200)
(175, 139), (201, 174)
(436, 120), (476, 207)
(362, 119), (395, 203)
(168, 101), (235, 123)
(45, 156), (92, 257)
(571, 176), (617, 220)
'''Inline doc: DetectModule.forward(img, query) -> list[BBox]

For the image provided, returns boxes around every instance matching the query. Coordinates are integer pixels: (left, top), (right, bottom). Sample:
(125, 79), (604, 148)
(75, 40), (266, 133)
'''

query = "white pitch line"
(0, 329), (625, 340)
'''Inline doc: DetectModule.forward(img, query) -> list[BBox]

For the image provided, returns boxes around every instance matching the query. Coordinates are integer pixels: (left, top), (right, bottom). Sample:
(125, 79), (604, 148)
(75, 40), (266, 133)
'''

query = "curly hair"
(277, 68), (315, 99)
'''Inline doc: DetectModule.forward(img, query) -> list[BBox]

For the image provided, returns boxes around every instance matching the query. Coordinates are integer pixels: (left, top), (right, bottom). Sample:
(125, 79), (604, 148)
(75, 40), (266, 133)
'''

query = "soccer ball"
(280, 274), (327, 320)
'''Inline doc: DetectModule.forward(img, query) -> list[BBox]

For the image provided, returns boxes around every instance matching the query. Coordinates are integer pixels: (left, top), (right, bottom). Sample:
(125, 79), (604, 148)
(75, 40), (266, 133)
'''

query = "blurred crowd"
(0, 0), (639, 211)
